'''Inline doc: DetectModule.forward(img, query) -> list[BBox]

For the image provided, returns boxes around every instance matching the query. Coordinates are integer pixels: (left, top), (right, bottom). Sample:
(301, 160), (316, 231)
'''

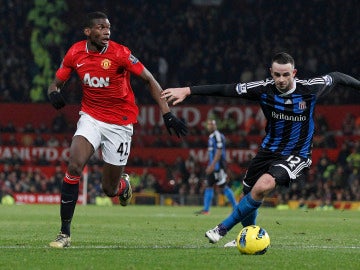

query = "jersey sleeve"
(190, 80), (267, 101)
(315, 72), (360, 99)
(117, 46), (144, 76)
(55, 46), (75, 82)
(190, 83), (238, 96)
(328, 72), (360, 90)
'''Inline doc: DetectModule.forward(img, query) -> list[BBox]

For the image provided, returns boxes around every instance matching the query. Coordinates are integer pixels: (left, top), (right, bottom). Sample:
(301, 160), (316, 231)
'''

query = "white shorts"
(74, 112), (133, 166)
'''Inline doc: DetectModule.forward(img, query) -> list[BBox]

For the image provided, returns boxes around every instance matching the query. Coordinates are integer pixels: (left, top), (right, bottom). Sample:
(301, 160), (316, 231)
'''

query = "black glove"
(163, 112), (188, 138)
(48, 91), (66, 110)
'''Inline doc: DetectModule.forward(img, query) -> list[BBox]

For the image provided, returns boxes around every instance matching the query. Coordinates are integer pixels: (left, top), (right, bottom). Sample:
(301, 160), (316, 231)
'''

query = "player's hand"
(163, 112), (188, 138)
(48, 91), (66, 110)
(161, 87), (191, 105)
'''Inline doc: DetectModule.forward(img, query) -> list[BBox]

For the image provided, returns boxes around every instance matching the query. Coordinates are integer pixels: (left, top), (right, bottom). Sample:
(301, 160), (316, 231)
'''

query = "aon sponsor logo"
(83, 73), (109, 87)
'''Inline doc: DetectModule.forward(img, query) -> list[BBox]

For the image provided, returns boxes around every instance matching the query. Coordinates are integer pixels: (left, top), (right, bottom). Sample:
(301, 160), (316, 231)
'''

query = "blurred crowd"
(0, 115), (359, 205)
(0, 0), (359, 104)
(0, 0), (359, 205)
(1, 139), (359, 205)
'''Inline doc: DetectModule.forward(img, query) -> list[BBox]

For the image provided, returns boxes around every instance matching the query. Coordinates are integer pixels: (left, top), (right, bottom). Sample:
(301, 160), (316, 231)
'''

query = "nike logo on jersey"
(76, 63), (85, 68)
(61, 200), (73, 204)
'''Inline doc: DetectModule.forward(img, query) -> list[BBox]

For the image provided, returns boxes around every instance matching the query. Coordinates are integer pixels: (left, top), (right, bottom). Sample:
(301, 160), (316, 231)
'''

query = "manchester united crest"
(101, 59), (111, 69)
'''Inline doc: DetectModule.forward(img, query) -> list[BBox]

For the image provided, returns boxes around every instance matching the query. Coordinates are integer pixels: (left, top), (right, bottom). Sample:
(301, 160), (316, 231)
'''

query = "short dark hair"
(84, 12), (108, 28)
(272, 52), (295, 67)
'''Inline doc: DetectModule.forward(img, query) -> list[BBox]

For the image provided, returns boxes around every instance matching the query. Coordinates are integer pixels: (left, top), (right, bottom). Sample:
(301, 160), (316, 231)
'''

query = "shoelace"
(55, 234), (68, 241)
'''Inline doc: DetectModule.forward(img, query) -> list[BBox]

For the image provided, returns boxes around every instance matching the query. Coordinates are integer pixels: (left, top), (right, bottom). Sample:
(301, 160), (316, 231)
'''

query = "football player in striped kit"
(161, 52), (360, 245)
(195, 119), (237, 215)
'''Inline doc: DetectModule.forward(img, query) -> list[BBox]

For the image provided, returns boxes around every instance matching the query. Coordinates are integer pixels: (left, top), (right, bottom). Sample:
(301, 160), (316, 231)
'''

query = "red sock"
(117, 179), (127, 196)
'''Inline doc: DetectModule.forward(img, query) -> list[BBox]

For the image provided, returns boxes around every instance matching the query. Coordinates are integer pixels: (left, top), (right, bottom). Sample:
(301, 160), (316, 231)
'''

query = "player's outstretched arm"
(329, 72), (360, 90)
(162, 83), (239, 105)
(161, 87), (191, 105)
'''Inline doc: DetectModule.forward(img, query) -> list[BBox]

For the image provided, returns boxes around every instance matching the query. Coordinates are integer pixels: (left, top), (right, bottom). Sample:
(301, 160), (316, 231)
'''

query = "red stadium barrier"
(0, 103), (359, 131)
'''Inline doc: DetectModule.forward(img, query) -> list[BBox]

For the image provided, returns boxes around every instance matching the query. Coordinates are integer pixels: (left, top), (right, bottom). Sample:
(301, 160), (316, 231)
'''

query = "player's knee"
(252, 174), (276, 198)
(263, 181), (276, 194)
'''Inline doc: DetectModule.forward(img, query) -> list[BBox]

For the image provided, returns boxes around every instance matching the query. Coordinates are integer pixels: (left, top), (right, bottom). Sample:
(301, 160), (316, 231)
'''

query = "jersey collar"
(85, 42), (108, 54)
(278, 80), (296, 97)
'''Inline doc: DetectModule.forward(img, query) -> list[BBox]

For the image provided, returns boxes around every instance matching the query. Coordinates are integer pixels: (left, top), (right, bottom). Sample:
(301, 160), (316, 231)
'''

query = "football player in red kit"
(48, 11), (187, 248)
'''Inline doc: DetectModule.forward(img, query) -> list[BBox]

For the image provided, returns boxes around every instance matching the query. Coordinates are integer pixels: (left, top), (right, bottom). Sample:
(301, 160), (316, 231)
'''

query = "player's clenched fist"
(48, 91), (66, 110)
(163, 112), (188, 138)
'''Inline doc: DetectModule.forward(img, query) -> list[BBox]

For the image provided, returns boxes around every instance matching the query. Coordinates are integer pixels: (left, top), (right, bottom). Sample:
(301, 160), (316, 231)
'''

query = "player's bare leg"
(50, 136), (93, 248)
(102, 163), (132, 206)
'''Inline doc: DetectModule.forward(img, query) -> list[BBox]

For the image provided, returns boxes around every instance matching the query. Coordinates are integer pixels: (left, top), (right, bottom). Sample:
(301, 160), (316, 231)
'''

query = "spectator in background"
(341, 113), (355, 136)
(314, 114), (329, 134)
(0, 90), (14, 102)
(38, 123), (50, 133)
(2, 121), (16, 133)
(51, 113), (68, 133)
(22, 123), (35, 133)
(53, 166), (65, 187)
(236, 134), (250, 149)
(35, 153), (50, 166)
(336, 141), (352, 167)
(316, 151), (332, 181)
(21, 134), (33, 146)
(244, 113), (260, 135)
(47, 136), (60, 147)
(346, 143), (360, 173)
(3, 134), (18, 146)
(33, 133), (46, 147)
(224, 112), (238, 134)
(60, 137), (70, 148)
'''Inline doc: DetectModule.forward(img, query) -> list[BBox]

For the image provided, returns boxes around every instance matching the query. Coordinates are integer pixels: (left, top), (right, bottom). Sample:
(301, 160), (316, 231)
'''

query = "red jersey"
(56, 40), (144, 125)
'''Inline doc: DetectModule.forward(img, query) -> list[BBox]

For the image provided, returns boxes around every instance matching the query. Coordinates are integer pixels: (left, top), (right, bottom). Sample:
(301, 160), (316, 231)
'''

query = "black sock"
(60, 182), (79, 236)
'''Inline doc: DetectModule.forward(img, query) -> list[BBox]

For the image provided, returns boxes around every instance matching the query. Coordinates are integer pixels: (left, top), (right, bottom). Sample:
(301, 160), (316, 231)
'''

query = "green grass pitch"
(0, 205), (359, 270)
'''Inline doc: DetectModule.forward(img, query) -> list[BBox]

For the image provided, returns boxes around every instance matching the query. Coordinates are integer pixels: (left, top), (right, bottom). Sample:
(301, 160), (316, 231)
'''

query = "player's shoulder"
(213, 130), (223, 138)
(67, 40), (87, 53)
(108, 40), (131, 55)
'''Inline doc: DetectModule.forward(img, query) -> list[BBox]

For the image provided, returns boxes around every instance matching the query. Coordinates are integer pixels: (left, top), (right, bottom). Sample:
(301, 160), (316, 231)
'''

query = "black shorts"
(242, 148), (311, 192)
(207, 169), (227, 187)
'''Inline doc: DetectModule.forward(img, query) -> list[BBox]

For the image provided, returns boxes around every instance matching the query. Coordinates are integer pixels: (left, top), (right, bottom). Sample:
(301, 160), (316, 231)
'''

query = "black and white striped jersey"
(208, 130), (227, 170)
(235, 75), (334, 159)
